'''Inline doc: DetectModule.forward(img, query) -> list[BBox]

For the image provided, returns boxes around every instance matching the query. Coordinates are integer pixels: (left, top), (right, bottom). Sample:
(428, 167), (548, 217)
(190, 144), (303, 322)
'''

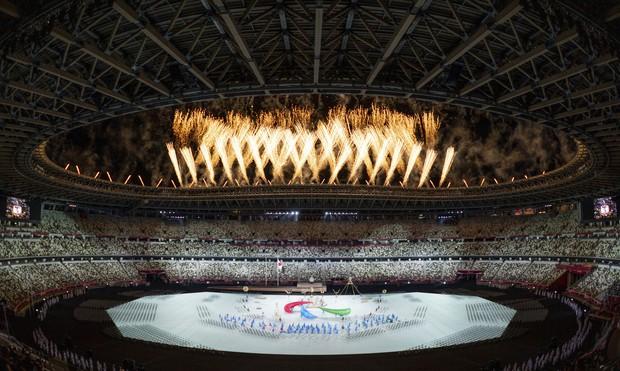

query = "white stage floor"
(107, 292), (515, 355)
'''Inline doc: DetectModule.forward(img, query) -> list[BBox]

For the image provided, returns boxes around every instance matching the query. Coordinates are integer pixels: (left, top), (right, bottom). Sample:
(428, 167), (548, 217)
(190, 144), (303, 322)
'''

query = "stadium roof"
(0, 0), (619, 211)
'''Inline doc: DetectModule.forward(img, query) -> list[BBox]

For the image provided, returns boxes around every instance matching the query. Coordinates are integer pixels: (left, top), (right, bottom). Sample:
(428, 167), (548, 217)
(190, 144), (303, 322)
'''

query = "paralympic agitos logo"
(284, 301), (351, 319)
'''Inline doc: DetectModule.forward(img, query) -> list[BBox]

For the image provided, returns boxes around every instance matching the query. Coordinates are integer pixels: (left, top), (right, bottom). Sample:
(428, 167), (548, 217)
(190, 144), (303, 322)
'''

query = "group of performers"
(219, 314), (280, 333)
(218, 311), (399, 336)
(285, 322), (340, 335)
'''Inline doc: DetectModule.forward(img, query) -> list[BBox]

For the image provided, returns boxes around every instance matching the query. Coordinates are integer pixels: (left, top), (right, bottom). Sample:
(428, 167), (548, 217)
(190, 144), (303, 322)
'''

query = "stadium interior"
(0, 0), (620, 370)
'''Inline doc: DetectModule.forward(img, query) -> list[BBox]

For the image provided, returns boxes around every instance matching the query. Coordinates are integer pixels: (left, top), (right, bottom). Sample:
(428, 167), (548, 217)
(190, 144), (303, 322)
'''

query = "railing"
(12, 279), (147, 314)
(4, 227), (620, 243)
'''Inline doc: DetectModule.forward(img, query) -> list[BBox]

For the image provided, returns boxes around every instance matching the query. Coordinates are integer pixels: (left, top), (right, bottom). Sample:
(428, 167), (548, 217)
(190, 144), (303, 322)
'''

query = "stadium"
(0, 0), (619, 370)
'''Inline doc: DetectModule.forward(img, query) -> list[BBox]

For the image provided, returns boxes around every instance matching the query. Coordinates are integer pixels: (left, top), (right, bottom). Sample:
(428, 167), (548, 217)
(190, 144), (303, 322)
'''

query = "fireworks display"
(439, 147), (456, 187)
(48, 96), (577, 189)
(165, 106), (456, 188)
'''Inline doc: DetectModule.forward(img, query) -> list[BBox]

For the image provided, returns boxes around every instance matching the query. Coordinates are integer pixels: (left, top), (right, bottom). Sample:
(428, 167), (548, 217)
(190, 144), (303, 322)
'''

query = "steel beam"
(338, 0), (357, 65)
(51, 26), (172, 97)
(0, 119), (38, 133)
(497, 55), (617, 103)
(8, 54), (133, 104)
(6, 81), (99, 112)
(529, 82), (617, 112)
(114, 0), (216, 90)
(313, 1), (323, 84)
(585, 122), (619, 133)
(0, 98), (72, 121)
(553, 99), (620, 120)
(574, 115), (615, 127)
(276, 0), (292, 63)
(367, 0), (430, 85)
(0, 130), (30, 139)
(209, 0), (265, 85)
(460, 28), (578, 96)
(0, 112), (50, 127)
(416, 0), (521, 90)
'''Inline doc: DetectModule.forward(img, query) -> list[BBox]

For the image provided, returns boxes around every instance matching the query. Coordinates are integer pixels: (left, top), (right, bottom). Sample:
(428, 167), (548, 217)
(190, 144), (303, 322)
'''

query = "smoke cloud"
(46, 110), (176, 185)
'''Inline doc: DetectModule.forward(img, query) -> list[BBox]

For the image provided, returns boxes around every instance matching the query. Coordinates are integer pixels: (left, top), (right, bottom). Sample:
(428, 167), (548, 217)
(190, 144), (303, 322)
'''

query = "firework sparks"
(198, 143), (215, 185)
(180, 147), (197, 186)
(166, 142), (183, 187)
(402, 143), (423, 186)
(439, 146), (456, 187)
(384, 140), (404, 186)
(421, 111), (440, 148)
(167, 106), (455, 188)
(418, 149), (437, 188)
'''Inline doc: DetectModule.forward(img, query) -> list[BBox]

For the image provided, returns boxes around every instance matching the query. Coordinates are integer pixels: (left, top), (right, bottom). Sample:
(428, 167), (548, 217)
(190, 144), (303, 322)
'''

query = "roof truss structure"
(0, 0), (618, 211)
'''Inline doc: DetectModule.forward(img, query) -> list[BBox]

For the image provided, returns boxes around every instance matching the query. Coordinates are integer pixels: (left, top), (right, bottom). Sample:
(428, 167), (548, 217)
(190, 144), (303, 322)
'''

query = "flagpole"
(264, 257), (268, 287)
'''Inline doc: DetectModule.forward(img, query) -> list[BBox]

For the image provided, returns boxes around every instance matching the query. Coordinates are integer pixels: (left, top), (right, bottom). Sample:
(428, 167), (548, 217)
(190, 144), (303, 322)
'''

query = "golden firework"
(166, 106), (455, 188)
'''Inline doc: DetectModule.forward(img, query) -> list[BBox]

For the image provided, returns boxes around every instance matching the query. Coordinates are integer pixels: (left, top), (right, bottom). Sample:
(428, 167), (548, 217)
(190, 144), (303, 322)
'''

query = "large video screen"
(5, 197), (30, 220)
(593, 197), (617, 220)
